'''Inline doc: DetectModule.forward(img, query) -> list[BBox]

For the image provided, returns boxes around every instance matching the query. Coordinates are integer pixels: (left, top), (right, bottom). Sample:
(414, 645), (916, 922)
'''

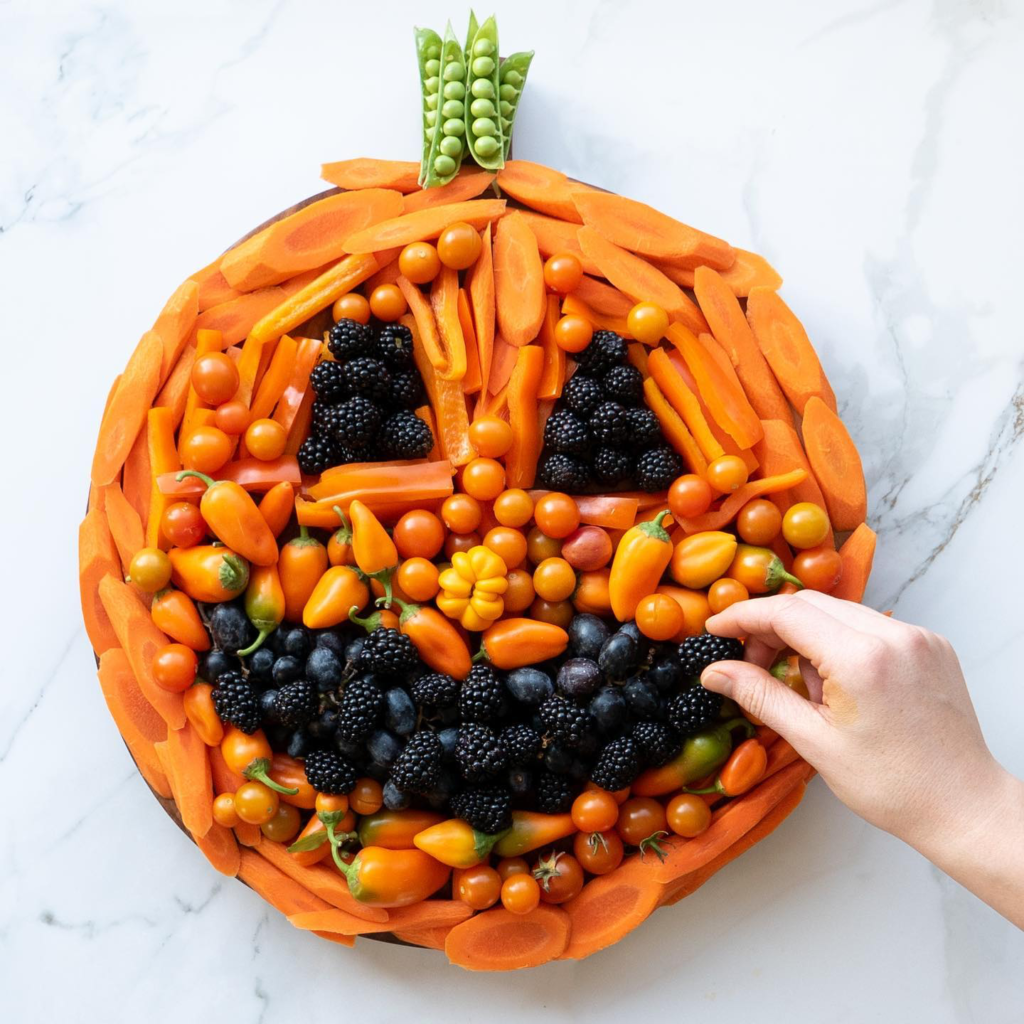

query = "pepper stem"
(175, 469), (216, 489)
(638, 831), (673, 862)
(243, 757), (299, 796)
(332, 506), (352, 541)
(237, 628), (273, 657)
(683, 782), (724, 795)
(349, 605), (382, 633)
(368, 567), (395, 607)
(721, 716), (757, 740)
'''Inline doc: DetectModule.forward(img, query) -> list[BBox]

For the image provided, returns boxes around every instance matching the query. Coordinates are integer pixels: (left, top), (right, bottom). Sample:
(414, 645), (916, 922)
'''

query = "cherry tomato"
(441, 493), (483, 534)
(468, 415), (513, 459)
(399, 241), (442, 284)
(161, 501), (206, 548)
(496, 857), (530, 881)
(782, 502), (831, 549)
(573, 568), (611, 616)
(437, 222), (482, 270)
(532, 557), (577, 602)
(393, 509), (446, 559)
(736, 498), (783, 545)
(534, 851), (584, 904)
(708, 577), (749, 613)
(129, 547), (172, 593)
(483, 526), (527, 569)
(571, 789), (619, 832)
(261, 801), (301, 842)
(191, 352), (239, 405)
(455, 865), (502, 910)
(152, 643), (198, 693)
(501, 872), (541, 915)
(584, 780), (631, 804)
(462, 457), (506, 501)
(396, 557), (440, 601)
(503, 568), (535, 613)
(180, 425), (232, 474)
(616, 797), (668, 846)
(244, 418), (287, 461)
(349, 777), (383, 816)
(492, 488), (534, 527)
(792, 546), (843, 592)
(668, 474), (714, 519)
(213, 400), (250, 436)
(315, 792), (349, 815)
(706, 455), (749, 494)
(554, 314), (593, 353)
(234, 781), (279, 825)
(559, 525), (613, 572)
(332, 292), (371, 325)
(666, 793), (712, 838)
(573, 830), (624, 876)
(445, 531), (482, 559)
(369, 284), (407, 322)
(526, 526), (562, 565)
(634, 593), (685, 641)
(212, 792), (239, 828)
(528, 597), (574, 628)
(533, 492), (580, 539)
(543, 252), (583, 294)
(627, 302), (669, 345)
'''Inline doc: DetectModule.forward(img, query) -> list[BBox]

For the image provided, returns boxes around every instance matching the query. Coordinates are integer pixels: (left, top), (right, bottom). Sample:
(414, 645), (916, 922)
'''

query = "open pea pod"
(463, 9), (479, 64)
(414, 26), (443, 187)
(463, 15), (505, 171)
(498, 50), (534, 159)
(422, 21), (470, 188)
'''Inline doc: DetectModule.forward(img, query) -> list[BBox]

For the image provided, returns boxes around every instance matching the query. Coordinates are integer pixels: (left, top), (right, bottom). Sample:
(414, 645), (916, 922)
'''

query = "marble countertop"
(2, 0), (1022, 1020)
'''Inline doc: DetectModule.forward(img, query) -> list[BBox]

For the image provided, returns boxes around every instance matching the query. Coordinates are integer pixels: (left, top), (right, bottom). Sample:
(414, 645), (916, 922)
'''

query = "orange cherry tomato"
(437, 222), (482, 270)
(634, 593), (685, 641)
(708, 577), (749, 613)
(349, 777), (383, 816)
(244, 418), (287, 461)
(369, 283), (408, 322)
(668, 474), (714, 519)
(782, 502), (831, 549)
(706, 455), (749, 494)
(616, 797), (668, 847)
(455, 865), (502, 910)
(496, 857), (531, 881)
(191, 352), (239, 405)
(543, 252), (583, 294)
(571, 789), (619, 833)
(554, 314), (593, 353)
(533, 492), (580, 539)
(180, 425), (232, 474)
(559, 525), (613, 572)
(736, 498), (783, 545)
(393, 509), (446, 558)
(261, 801), (301, 842)
(315, 792), (349, 815)
(534, 851), (584, 904)
(445, 531), (482, 559)
(526, 526), (562, 565)
(234, 781), (279, 825)
(396, 557), (440, 601)
(468, 415), (513, 459)
(212, 793), (239, 828)
(399, 241), (442, 284)
(528, 597), (574, 628)
(584, 780), (631, 804)
(441, 493), (483, 534)
(492, 488), (534, 527)
(151, 643), (197, 693)
(503, 568), (535, 613)
(501, 873), (541, 915)
(332, 291), (371, 324)
(573, 568), (611, 616)
(160, 501), (206, 548)
(573, 829), (624, 875)
(626, 302), (669, 345)
(792, 546), (843, 592)
(483, 526), (527, 569)
(129, 547), (172, 592)
(462, 457), (506, 501)
(213, 400), (250, 436)
(532, 557), (577, 602)
(666, 793), (712, 838)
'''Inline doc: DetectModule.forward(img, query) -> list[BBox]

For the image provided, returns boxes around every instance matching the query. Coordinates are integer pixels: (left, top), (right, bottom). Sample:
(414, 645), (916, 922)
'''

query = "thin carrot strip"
(653, 248), (782, 297)
(79, 509), (123, 655)
(466, 223), (495, 396)
(103, 482), (146, 572)
(250, 334), (298, 421)
(561, 294), (634, 339)
(642, 378), (709, 476)
(121, 419), (151, 528)
(517, 209), (601, 275)
(153, 279), (199, 383)
(830, 523), (877, 602)
(487, 334), (519, 395)
(320, 157), (421, 192)
(626, 342), (648, 377)
(573, 275), (635, 317)
(193, 289), (288, 347)
(190, 260), (242, 311)
(537, 295), (565, 400)
(153, 344), (196, 430)
(402, 170), (496, 213)
(505, 346), (545, 487)
(272, 337), (322, 432)
(343, 199), (506, 253)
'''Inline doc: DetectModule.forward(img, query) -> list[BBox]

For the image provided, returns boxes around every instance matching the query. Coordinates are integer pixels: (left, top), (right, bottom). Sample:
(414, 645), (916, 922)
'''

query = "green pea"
(442, 118), (466, 137)
(470, 97), (496, 118)
(473, 135), (500, 158)
(434, 154), (456, 177)
(439, 135), (463, 158)
(425, 76), (440, 93)
(442, 99), (464, 119)
(498, 100), (513, 117)
(471, 78), (495, 100)
(499, 83), (516, 102)
(425, 92), (439, 111)
(425, 109), (438, 127)
(471, 55), (495, 77)
(472, 37), (495, 57)
(500, 117), (512, 132)
(425, 44), (441, 60)
(425, 58), (441, 76)
(471, 117), (497, 138)
(443, 80), (465, 101)
(443, 61), (465, 82)
(503, 69), (523, 88)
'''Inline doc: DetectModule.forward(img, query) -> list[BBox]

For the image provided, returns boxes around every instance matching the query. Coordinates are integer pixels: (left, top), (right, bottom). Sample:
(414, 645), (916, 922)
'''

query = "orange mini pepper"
(238, 563), (285, 655)
(336, 846), (450, 908)
(182, 682), (224, 746)
(478, 618), (568, 670)
(492, 811), (576, 858)
(357, 809), (445, 850)
(390, 598), (472, 679)
(413, 818), (507, 867)
(270, 752), (317, 809)
(302, 564), (370, 630)
(670, 531), (738, 589)
(219, 726), (298, 796)
(349, 499), (398, 603)
(686, 737), (768, 797)
(608, 510), (674, 621)
(151, 588), (210, 651)
(279, 526), (328, 624)
(327, 506), (354, 566)
(169, 544), (249, 603)
(727, 544), (803, 594)
(258, 481), (295, 537)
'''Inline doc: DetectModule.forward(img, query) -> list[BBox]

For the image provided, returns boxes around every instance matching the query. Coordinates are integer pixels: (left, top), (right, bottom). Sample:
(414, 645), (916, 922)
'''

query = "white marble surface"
(2, 0), (1022, 1019)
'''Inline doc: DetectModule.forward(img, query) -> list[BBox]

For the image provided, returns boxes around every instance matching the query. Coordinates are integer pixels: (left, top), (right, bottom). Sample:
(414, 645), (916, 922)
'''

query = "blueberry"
(568, 614), (610, 660)
(259, 689), (279, 723)
(426, 769), (457, 809)
(556, 658), (602, 698)
(281, 626), (312, 660)
(306, 646), (343, 688)
(508, 767), (533, 798)
(624, 676), (661, 719)
(286, 729), (310, 759)
(209, 603), (255, 653)
(271, 655), (303, 685)
(367, 729), (403, 766)
(335, 734), (364, 759)
(383, 780), (411, 810)
(438, 726), (460, 761)
(545, 743), (574, 774)
(365, 761), (390, 783)
(590, 686), (627, 734)
(247, 647), (276, 686)
(648, 654), (683, 692)
(315, 629), (349, 657)
(344, 637), (365, 664)
(598, 633), (639, 681)
(199, 648), (235, 683)
(616, 620), (649, 659)
(385, 688), (417, 735)
(505, 667), (555, 705)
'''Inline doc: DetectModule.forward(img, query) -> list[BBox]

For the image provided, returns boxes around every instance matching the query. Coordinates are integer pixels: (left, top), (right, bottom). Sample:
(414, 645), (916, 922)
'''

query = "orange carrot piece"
(147, 407), (181, 549)
(537, 295), (565, 400)
(272, 337), (322, 434)
(209, 745), (246, 794)
(103, 482), (146, 572)
(89, 376), (121, 512)
(517, 209), (601, 275)
(561, 294), (634, 339)
(91, 330), (164, 487)
(364, 247), (403, 292)
(746, 287), (837, 414)
(430, 266), (468, 380)
(296, 479), (454, 527)
(444, 904), (570, 970)
(495, 161), (584, 222)
(162, 721), (213, 837)
(238, 847), (337, 917)
(466, 223), (495, 395)
(505, 346), (545, 488)
(278, 263), (336, 298)
(676, 469), (808, 534)
(250, 334), (298, 421)
(830, 523), (877, 602)
(386, 899), (473, 932)
(79, 510), (122, 655)
(121, 421), (151, 528)
(493, 211), (546, 347)
(157, 456), (301, 496)
(526, 492), (639, 531)
(402, 169), (496, 213)
(320, 158), (421, 192)
(311, 459), (439, 496)
(287, 909), (392, 936)
(190, 260), (242, 311)
(153, 344), (196, 431)
(342, 199), (506, 254)
(752, 419), (831, 519)
(574, 275), (635, 317)
(153, 279), (199, 383)
(627, 342), (648, 377)
(487, 334), (519, 395)
(577, 227), (708, 336)
(647, 348), (725, 462)
(397, 275), (448, 374)
(193, 289), (288, 348)
(457, 289), (482, 394)
(801, 397), (867, 531)
(194, 823), (240, 877)
(392, 924), (455, 951)
(654, 247), (782, 297)
(642, 377), (709, 476)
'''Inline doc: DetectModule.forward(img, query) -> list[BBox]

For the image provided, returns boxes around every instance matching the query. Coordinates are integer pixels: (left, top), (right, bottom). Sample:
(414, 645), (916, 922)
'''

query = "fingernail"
(702, 669), (727, 689)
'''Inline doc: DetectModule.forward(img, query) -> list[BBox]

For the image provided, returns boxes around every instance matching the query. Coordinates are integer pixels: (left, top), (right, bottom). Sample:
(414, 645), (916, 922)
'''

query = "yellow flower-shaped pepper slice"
(436, 544), (509, 631)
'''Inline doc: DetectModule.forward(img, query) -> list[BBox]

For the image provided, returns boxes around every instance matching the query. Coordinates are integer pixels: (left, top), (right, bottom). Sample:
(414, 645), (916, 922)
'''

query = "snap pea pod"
(498, 50), (534, 159)
(463, 9), (479, 65)
(414, 26), (443, 187)
(463, 15), (505, 170)
(422, 21), (469, 188)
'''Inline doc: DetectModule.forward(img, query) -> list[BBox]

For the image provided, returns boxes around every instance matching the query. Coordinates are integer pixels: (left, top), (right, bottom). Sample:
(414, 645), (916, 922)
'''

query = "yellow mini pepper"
(608, 510), (674, 621)
(437, 546), (508, 631)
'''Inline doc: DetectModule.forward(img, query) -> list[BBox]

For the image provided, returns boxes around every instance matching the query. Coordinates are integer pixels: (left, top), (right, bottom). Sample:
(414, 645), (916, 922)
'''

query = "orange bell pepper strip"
(466, 223), (495, 396)
(349, 499), (398, 604)
(158, 456), (301, 496)
(273, 337), (323, 433)
(607, 511), (675, 621)
(537, 295), (565, 400)
(398, 275), (448, 375)
(675, 469), (808, 534)
(457, 288), (482, 394)
(505, 345), (545, 488)
(249, 333), (298, 421)
(430, 266), (468, 381)
(145, 406), (181, 550)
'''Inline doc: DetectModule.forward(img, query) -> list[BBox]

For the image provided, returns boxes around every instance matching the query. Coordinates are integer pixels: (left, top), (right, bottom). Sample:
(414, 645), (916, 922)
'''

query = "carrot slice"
(157, 456), (301, 496)
(676, 469), (809, 534)
(466, 223), (495, 392)
(103, 482), (146, 572)
(364, 247), (403, 292)
(79, 510), (122, 655)
(397, 275), (448, 374)
(147, 407), (181, 549)
(517, 209), (600, 275)
(654, 247), (782, 297)
(642, 377), (708, 476)
(193, 289), (288, 347)
(752, 418), (831, 521)
(646, 348), (724, 462)
(830, 523), (877, 602)
(153, 344), (196, 431)
(526, 492), (639, 531)
(746, 287), (837, 414)
(153, 279), (199, 383)
(386, 899), (473, 932)
(190, 260), (242, 311)
(537, 295), (565, 400)
(193, 823), (240, 877)
(493, 211), (546, 347)
(495, 161), (583, 222)
(444, 904), (570, 970)
(287, 909), (392, 936)
(574, 275), (635, 317)
(505, 346), (545, 488)
(486, 334), (519, 395)
(250, 334), (298, 421)
(121, 421), (152, 528)
(392, 924), (456, 951)
(311, 459), (440, 497)
(209, 745), (246, 795)
(561, 295), (634, 339)
(162, 721), (213, 837)
(342, 199), (506, 254)
(457, 289), (482, 394)
(221, 190), (403, 291)
(238, 847), (337, 916)
(801, 397), (867, 531)
(577, 228), (708, 336)
(402, 170), (496, 213)
(430, 266), (468, 380)
(320, 157), (421, 192)
(91, 330), (163, 487)
(297, 467), (455, 525)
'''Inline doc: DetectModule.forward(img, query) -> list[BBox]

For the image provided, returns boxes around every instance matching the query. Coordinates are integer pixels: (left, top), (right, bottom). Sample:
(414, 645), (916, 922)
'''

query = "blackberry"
(667, 686), (724, 735)
(535, 771), (578, 814)
(380, 411), (433, 459)
(632, 721), (682, 767)
(309, 360), (347, 404)
(562, 374), (604, 417)
(341, 357), (392, 404)
(328, 396), (381, 450)
(459, 664), (506, 724)
(302, 749), (357, 794)
(455, 723), (507, 781)
(602, 364), (643, 406)
(538, 697), (593, 750)
(575, 329), (627, 375)
(627, 407), (660, 447)
(538, 452), (591, 492)
(297, 435), (338, 475)
(337, 675), (384, 741)
(358, 627), (419, 681)
(500, 724), (542, 766)
(590, 737), (641, 791)
(328, 318), (373, 360)
(589, 401), (630, 447)
(212, 672), (260, 734)
(543, 409), (591, 457)
(678, 634), (745, 677)
(450, 784), (511, 834)
(592, 446), (631, 486)
(374, 322), (415, 370)
(390, 731), (443, 795)
(389, 369), (423, 409)
(410, 672), (459, 709)
(273, 680), (318, 729)
(636, 445), (683, 492)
